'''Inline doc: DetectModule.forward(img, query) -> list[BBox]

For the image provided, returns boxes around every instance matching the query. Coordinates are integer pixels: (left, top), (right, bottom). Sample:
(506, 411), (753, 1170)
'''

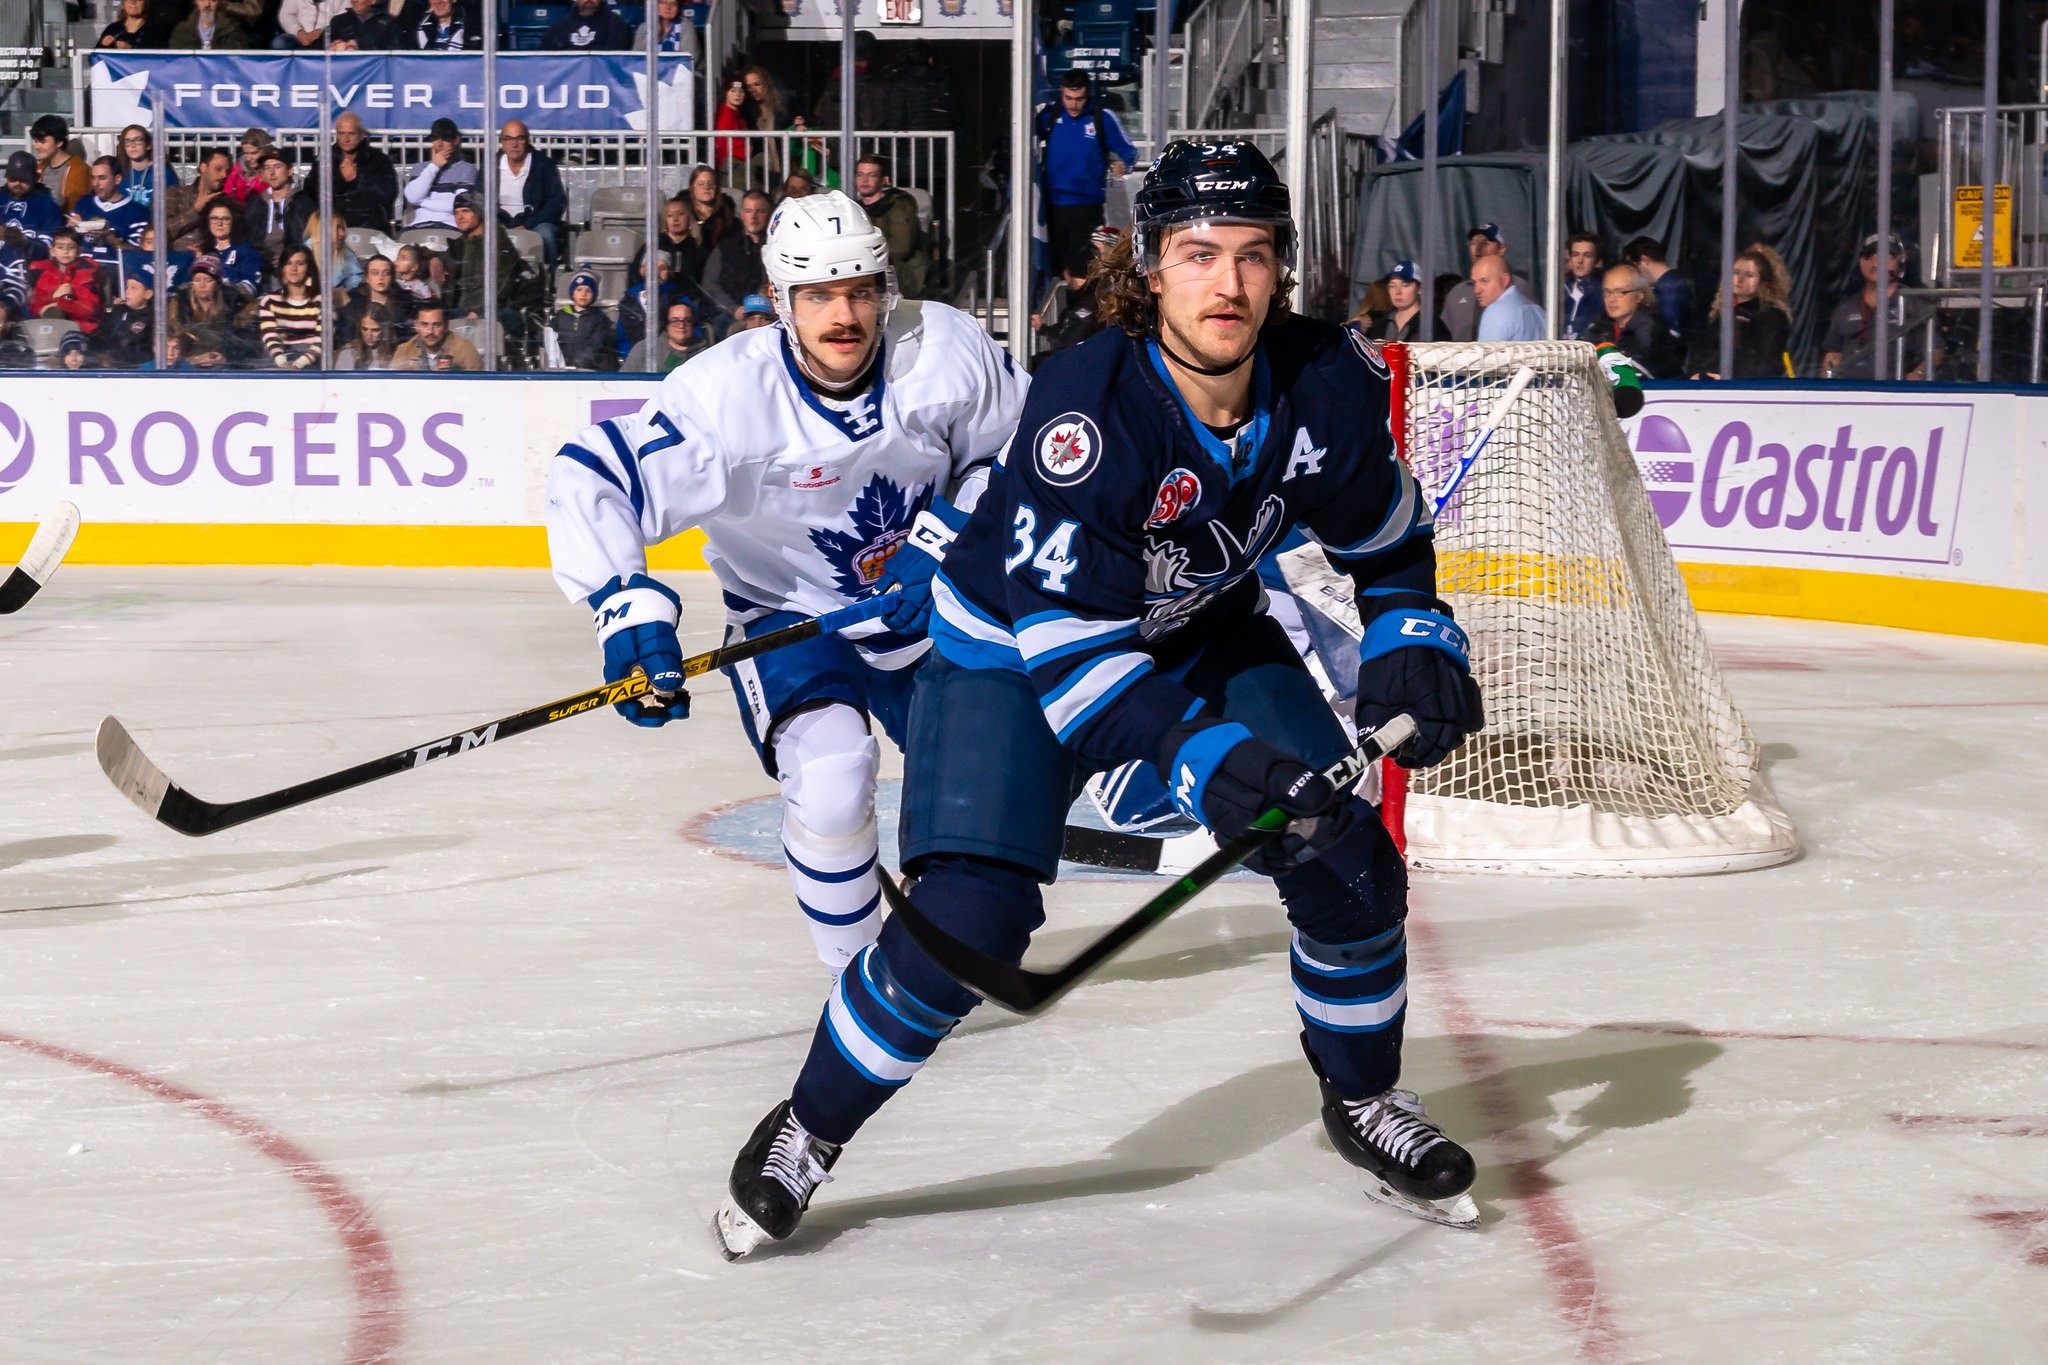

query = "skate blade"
(713, 1200), (772, 1261)
(1365, 1176), (1480, 1230)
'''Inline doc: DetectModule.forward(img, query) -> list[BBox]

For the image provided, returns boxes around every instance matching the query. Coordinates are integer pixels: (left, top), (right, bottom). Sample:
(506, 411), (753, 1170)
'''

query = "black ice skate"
(1303, 1034), (1479, 1229)
(713, 1100), (841, 1260)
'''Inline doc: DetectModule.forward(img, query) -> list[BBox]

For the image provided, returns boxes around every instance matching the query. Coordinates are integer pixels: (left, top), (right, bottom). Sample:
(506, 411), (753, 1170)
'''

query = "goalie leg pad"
(790, 857), (1043, 1144)
(774, 705), (884, 971)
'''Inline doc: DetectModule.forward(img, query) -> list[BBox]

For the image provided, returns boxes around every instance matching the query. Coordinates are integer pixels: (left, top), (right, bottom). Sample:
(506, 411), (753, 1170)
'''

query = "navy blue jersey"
(930, 316), (1435, 769)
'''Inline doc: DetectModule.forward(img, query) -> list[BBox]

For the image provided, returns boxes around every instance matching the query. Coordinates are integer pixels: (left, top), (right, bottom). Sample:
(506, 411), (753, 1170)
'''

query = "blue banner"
(88, 52), (696, 133)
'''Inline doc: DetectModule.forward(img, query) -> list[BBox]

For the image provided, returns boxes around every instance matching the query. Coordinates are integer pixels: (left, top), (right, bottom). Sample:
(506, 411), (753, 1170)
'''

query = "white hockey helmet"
(762, 189), (898, 317)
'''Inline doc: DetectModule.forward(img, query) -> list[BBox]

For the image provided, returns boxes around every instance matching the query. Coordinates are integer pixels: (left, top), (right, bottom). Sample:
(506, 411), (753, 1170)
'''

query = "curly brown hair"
(1710, 242), (1793, 323)
(1089, 227), (1296, 337)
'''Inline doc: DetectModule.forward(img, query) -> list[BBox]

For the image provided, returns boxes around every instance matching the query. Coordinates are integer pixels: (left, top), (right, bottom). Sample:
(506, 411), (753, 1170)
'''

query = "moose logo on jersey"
(1139, 493), (1288, 639)
(808, 473), (931, 598)
(1146, 468), (1202, 528)
(1036, 412), (1104, 486)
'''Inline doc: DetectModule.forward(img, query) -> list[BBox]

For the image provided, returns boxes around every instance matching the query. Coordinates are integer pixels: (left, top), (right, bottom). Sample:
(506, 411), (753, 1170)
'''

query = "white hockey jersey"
(545, 301), (1029, 659)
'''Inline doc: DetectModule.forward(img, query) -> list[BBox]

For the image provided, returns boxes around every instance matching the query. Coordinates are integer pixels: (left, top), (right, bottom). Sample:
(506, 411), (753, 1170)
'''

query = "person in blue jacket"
(2, 152), (62, 258)
(1035, 69), (1137, 283)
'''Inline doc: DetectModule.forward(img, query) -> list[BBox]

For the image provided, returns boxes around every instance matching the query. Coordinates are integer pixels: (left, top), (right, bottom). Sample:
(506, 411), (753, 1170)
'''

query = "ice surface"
(3, 569), (2046, 1364)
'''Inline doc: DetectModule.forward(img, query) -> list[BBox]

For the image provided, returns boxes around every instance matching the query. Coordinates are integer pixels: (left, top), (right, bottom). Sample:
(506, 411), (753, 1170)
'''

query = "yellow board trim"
(0, 522), (710, 570)
(2, 523), (2043, 645)
(1676, 561), (2048, 646)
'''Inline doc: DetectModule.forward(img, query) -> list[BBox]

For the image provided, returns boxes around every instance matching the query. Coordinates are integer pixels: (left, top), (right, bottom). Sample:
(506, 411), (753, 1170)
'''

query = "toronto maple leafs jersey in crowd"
(929, 316), (1434, 767)
(546, 301), (1028, 662)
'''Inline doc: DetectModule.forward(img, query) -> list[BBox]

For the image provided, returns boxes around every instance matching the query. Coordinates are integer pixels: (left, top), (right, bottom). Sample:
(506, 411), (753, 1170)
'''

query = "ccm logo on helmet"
(1194, 178), (1255, 191)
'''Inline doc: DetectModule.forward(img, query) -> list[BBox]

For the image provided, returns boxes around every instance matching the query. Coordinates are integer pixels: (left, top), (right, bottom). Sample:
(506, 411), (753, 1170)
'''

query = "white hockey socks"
(773, 705), (884, 972)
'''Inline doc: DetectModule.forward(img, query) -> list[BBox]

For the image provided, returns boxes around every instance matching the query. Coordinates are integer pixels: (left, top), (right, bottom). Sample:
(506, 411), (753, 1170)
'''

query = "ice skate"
(713, 1100), (841, 1260)
(1304, 1036), (1479, 1230)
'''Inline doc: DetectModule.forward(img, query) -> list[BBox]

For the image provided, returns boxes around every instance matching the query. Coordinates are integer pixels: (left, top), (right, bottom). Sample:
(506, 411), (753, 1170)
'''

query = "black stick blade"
(889, 716), (1421, 1016)
(0, 567), (38, 615)
(877, 870), (1053, 1013)
(1058, 824), (1165, 873)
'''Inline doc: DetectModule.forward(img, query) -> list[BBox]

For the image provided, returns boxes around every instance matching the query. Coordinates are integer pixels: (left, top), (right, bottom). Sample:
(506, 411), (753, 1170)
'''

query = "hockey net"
(1379, 340), (1797, 876)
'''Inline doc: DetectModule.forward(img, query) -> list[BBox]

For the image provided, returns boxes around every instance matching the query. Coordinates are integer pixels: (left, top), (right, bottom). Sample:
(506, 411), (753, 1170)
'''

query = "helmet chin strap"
(789, 327), (880, 396)
(1154, 329), (1254, 378)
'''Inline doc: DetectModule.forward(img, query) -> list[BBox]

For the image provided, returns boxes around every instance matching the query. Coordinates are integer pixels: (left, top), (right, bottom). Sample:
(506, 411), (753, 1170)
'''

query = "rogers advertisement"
(0, 376), (659, 525)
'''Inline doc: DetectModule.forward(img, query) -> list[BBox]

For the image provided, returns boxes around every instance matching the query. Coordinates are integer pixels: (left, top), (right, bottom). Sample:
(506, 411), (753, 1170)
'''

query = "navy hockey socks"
(790, 857), (1043, 1144)
(1291, 924), (1408, 1099)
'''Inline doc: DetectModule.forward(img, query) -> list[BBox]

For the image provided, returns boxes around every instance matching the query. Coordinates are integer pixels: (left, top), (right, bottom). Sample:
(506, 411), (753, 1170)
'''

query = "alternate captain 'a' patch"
(1035, 412), (1104, 487)
(808, 473), (931, 598)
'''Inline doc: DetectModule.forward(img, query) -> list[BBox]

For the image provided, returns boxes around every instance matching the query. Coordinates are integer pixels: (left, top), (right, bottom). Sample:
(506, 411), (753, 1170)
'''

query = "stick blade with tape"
(0, 502), (82, 615)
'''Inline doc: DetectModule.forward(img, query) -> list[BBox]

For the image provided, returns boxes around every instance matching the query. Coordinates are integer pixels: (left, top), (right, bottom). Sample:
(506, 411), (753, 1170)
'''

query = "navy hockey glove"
(1158, 721), (1351, 875)
(1355, 594), (1483, 769)
(589, 573), (692, 727)
(873, 500), (970, 634)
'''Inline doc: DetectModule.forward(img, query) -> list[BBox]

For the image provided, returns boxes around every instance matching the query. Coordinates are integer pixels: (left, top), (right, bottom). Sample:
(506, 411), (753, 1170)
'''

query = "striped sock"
(1292, 924), (1408, 1099)
(792, 944), (961, 1144)
(782, 810), (883, 972)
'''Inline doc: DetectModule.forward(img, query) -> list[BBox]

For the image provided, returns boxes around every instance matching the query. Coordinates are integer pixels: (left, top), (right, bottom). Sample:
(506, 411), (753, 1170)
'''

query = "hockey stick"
(96, 595), (894, 837)
(0, 502), (82, 615)
(883, 714), (1419, 1015)
(1058, 822), (1216, 877)
(1430, 365), (1535, 515)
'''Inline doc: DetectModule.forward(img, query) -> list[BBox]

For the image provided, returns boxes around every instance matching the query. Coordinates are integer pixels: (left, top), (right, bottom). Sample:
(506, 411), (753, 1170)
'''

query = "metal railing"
(1183, 0), (1274, 130)
(81, 125), (955, 275)
(1933, 104), (2048, 288)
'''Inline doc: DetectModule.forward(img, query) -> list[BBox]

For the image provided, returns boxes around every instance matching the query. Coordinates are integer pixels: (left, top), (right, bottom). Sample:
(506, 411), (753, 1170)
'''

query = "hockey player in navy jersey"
(544, 190), (1028, 973)
(713, 141), (1486, 1257)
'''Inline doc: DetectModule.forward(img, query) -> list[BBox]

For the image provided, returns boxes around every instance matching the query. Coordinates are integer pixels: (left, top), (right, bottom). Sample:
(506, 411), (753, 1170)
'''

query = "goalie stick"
(1429, 363), (1535, 515)
(883, 714), (1419, 1015)
(96, 595), (894, 837)
(0, 502), (82, 615)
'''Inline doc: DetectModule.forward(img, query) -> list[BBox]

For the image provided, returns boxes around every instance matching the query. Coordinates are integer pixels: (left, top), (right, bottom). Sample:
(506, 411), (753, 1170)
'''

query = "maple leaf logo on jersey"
(807, 473), (932, 599)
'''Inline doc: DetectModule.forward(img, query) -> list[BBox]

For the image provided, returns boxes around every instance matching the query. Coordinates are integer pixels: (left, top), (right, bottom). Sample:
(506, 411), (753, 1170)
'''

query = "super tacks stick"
(96, 595), (893, 836)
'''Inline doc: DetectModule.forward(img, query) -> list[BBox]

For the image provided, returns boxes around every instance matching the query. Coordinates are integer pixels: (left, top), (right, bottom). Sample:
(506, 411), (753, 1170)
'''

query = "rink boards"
(1, 374), (2046, 642)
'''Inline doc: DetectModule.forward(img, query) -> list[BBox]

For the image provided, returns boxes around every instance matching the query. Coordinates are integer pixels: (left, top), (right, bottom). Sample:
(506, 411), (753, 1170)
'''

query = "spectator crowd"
(2, 71), (943, 371)
(1350, 219), (1841, 382)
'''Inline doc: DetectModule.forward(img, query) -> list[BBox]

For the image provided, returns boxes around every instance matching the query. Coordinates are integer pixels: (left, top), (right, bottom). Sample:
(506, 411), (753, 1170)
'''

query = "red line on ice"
(1967, 1200), (2048, 1268)
(1888, 1113), (2048, 1138)
(1483, 1017), (2048, 1054)
(1406, 916), (1633, 1364)
(0, 1031), (403, 1364)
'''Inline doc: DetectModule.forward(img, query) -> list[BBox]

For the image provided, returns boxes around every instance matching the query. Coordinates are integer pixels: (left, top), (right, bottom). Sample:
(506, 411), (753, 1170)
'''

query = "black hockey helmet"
(1132, 139), (1295, 275)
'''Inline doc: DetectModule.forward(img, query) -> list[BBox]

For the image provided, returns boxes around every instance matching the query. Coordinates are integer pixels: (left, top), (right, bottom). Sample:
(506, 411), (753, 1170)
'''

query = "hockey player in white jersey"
(544, 191), (1029, 970)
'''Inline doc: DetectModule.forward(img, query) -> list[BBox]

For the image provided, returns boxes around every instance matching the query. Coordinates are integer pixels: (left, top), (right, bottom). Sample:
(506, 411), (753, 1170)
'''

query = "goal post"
(1378, 340), (1798, 876)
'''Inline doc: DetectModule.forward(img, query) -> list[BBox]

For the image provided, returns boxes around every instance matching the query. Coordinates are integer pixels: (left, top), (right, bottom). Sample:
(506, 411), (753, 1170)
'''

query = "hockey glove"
(589, 573), (692, 727)
(1157, 720), (1351, 876)
(1355, 594), (1484, 769)
(1595, 342), (1645, 418)
(873, 500), (970, 634)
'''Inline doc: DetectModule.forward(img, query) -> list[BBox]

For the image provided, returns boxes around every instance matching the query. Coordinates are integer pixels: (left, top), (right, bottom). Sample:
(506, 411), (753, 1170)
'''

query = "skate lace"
(1347, 1088), (1445, 1166)
(764, 1120), (835, 1201)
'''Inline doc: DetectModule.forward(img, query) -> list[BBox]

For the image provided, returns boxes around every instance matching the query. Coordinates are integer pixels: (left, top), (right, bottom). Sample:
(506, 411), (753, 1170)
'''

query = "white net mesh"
(1389, 341), (1798, 875)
